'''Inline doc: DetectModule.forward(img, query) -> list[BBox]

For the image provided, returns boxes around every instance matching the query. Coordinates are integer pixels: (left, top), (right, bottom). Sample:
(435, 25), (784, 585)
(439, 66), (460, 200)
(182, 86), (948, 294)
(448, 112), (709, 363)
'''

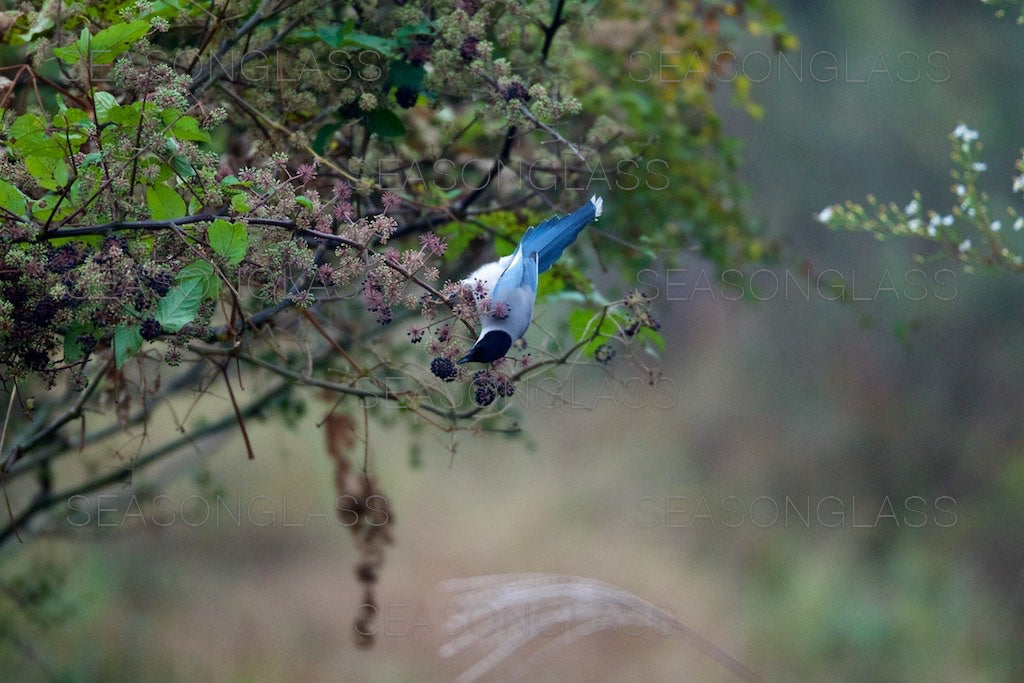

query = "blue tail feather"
(520, 196), (602, 274)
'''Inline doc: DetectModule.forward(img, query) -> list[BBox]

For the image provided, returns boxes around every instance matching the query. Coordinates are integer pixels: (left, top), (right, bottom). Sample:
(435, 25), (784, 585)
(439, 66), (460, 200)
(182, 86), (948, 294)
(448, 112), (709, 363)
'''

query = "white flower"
(971, 162), (988, 172)
(927, 225), (938, 237)
(966, 207), (976, 218)
(908, 218), (922, 232)
(1014, 217), (1024, 232)
(990, 220), (1001, 232)
(1013, 175), (1024, 194)
(954, 184), (967, 197)
(816, 206), (834, 223)
(905, 199), (920, 215)
(958, 239), (972, 253)
(953, 123), (979, 143)
(942, 214), (954, 227)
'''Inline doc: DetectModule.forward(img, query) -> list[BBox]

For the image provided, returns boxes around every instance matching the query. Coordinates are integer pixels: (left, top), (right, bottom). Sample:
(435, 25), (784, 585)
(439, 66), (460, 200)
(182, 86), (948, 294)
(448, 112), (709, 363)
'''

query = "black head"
(457, 330), (513, 364)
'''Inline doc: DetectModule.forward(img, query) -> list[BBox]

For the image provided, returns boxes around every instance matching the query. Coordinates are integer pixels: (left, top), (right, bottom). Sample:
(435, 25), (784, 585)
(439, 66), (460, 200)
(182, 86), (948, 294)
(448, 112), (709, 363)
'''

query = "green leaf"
(344, 32), (394, 56)
(170, 153), (196, 179)
(316, 25), (346, 48)
(569, 308), (627, 355)
(106, 103), (142, 127)
(366, 108), (405, 138)
(207, 219), (248, 265)
(636, 326), (665, 352)
(53, 28), (90, 65)
(114, 324), (144, 368)
(146, 183), (186, 220)
(89, 20), (151, 64)
(177, 260), (221, 300)
(394, 22), (433, 48)
(14, 131), (62, 157)
(93, 91), (118, 123)
(63, 324), (91, 363)
(162, 110), (211, 142)
(313, 122), (341, 155)
(569, 308), (599, 343)
(0, 180), (29, 218)
(389, 60), (425, 90)
(155, 277), (205, 332)
(25, 156), (68, 191)
(230, 193), (250, 213)
(10, 113), (46, 139)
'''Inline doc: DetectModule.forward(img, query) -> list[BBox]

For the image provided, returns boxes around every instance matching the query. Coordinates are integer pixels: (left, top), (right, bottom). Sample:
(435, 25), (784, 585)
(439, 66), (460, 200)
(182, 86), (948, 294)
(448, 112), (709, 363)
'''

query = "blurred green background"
(5, 1), (1024, 680)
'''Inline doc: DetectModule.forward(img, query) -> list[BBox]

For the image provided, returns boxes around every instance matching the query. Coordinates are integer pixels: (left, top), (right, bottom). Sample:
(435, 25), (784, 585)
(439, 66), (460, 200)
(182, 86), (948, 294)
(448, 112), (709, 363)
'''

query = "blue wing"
(519, 196), (602, 274)
(491, 247), (538, 302)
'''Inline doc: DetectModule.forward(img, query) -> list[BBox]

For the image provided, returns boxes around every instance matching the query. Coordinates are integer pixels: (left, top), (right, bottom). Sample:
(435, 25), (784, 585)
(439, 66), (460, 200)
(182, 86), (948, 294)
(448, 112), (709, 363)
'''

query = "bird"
(457, 195), (603, 364)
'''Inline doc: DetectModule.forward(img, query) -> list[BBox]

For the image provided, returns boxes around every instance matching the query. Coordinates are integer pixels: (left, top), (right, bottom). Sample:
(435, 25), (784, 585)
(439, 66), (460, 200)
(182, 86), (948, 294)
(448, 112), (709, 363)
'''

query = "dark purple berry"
(494, 374), (515, 397)
(24, 349), (49, 371)
(471, 372), (497, 406)
(460, 36), (480, 62)
(140, 317), (163, 341)
(501, 82), (530, 102)
(148, 272), (173, 297)
(395, 85), (418, 109)
(431, 357), (457, 382)
(407, 44), (430, 67)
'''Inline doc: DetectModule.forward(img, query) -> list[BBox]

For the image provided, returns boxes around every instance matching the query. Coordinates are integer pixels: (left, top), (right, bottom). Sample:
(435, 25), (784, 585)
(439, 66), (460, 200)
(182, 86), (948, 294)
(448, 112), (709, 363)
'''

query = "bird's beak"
(456, 351), (473, 365)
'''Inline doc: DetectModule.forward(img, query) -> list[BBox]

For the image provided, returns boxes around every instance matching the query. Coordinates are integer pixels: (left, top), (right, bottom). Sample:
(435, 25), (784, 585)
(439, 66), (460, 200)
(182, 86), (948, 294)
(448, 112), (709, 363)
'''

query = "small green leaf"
(106, 103), (142, 127)
(177, 260), (221, 300)
(316, 25), (346, 48)
(394, 22), (433, 48)
(63, 324), (91, 363)
(93, 91), (118, 123)
(53, 28), (90, 65)
(0, 180), (29, 218)
(146, 183), (186, 220)
(344, 32), (394, 56)
(636, 326), (665, 352)
(25, 156), (69, 190)
(114, 324), (144, 367)
(389, 60), (425, 90)
(10, 113), (46, 139)
(89, 20), (151, 64)
(231, 193), (249, 213)
(161, 110), (211, 142)
(569, 308), (598, 343)
(313, 122), (341, 154)
(156, 277), (205, 332)
(366, 108), (405, 138)
(208, 219), (248, 265)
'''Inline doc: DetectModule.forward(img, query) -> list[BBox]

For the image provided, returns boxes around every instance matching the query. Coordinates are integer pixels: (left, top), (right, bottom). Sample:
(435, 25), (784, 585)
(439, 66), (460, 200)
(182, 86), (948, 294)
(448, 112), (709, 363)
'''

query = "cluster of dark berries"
(460, 36), (480, 62)
(47, 244), (85, 273)
(140, 317), (164, 341)
(431, 357), (457, 382)
(594, 344), (616, 364)
(395, 85), (418, 109)
(147, 271), (174, 297)
(471, 371), (497, 406)
(471, 370), (515, 406)
(501, 82), (530, 102)
(407, 326), (425, 343)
